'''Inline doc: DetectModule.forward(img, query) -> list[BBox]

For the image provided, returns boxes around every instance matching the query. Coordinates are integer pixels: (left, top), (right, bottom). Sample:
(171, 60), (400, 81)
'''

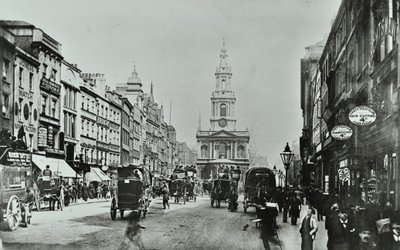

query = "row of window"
(81, 95), (121, 123)
(81, 118), (121, 144)
(200, 145), (246, 158)
(41, 94), (58, 118)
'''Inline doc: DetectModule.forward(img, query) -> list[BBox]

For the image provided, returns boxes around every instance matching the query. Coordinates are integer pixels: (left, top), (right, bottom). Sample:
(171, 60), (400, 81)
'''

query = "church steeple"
(215, 39), (232, 90)
(210, 39), (236, 131)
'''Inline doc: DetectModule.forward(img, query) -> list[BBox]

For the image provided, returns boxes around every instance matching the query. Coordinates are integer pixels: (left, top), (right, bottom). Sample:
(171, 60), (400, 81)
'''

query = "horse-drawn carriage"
(110, 165), (152, 220)
(243, 167), (278, 229)
(0, 148), (33, 231)
(36, 176), (64, 211)
(210, 179), (231, 208)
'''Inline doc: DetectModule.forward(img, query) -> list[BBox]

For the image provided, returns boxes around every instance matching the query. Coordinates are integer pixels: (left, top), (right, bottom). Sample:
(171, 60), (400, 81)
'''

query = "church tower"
(210, 40), (237, 131)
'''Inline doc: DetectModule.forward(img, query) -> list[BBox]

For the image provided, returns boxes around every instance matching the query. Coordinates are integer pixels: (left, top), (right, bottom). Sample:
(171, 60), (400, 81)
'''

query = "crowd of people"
(273, 185), (400, 250)
(30, 165), (113, 210)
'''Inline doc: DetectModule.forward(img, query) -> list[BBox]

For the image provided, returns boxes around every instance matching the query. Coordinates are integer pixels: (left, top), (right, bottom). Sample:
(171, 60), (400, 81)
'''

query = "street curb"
(64, 199), (109, 207)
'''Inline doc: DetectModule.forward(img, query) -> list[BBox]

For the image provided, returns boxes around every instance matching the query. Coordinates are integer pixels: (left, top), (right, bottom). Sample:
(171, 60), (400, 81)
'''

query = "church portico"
(196, 41), (250, 182)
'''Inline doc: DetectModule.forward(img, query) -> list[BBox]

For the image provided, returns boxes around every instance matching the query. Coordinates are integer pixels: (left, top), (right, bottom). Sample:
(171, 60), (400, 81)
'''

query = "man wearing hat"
(329, 208), (355, 250)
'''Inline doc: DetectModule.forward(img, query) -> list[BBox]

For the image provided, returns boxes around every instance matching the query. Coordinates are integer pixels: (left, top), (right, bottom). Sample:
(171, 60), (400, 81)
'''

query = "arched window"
(219, 143), (226, 159)
(237, 146), (245, 158)
(220, 103), (226, 117)
(201, 145), (208, 158)
(221, 79), (226, 89)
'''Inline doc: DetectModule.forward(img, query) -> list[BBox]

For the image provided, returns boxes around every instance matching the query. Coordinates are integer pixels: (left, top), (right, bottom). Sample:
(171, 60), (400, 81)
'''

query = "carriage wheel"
(110, 199), (117, 220)
(6, 195), (21, 231)
(120, 210), (124, 219)
(211, 198), (214, 207)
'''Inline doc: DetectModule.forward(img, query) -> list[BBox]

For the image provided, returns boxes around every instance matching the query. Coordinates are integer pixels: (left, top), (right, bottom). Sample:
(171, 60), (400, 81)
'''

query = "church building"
(196, 42), (250, 181)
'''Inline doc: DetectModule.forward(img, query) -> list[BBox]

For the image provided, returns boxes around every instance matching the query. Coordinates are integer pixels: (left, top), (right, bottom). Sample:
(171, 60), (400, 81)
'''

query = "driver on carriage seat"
(133, 169), (143, 181)
(42, 165), (52, 181)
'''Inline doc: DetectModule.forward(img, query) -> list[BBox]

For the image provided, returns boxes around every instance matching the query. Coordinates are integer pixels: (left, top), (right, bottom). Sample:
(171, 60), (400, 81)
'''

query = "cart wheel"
(6, 195), (21, 231)
(211, 198), (214, 207)
(110, 199), (117, 220)
(120, 210), (124, 219)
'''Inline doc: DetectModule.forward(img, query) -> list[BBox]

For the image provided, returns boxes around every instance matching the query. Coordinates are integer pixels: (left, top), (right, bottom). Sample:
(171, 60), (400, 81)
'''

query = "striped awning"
(32, 154), (80, 178)
(84, 167), (111, 183)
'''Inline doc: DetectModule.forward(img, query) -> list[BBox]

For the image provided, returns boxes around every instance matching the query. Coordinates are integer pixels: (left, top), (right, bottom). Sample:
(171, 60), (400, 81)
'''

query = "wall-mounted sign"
(47, 126), (54, 146)
(38, 127), (48, 147)
(40, 78), (61, 96)
(331, 125), (353, 140)
(349, 106), (377, 126)
(7, 151), (31, 163)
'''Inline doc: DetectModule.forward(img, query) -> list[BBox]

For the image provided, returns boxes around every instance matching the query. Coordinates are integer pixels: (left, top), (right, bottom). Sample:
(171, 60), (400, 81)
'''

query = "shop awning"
(92, 167), (111, 181)
(85, 167), (111, 183)
(32, 154), (81, 178)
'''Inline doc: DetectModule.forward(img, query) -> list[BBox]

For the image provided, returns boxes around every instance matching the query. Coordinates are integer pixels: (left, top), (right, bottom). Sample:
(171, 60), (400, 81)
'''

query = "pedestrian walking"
(97, 185), (103, 199)
(289, 196), (301, 225)
(121, 211), (146, 250)
(299, 207), (318, 250)
(82, 183), (89, 202)
(162, 184), (170, 209)
(283, 194), (290, 223)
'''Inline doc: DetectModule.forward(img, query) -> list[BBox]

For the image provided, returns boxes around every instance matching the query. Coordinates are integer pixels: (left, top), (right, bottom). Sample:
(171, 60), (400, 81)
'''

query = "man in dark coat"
(326, 203), (339, 250)
(329, 208), (355, 250)
(289, 196), (302, 225)
(82, 183), (89, 202)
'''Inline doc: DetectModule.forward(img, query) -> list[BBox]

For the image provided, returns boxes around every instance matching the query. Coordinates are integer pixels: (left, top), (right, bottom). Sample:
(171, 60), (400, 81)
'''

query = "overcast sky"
(2, 0), (341, 169)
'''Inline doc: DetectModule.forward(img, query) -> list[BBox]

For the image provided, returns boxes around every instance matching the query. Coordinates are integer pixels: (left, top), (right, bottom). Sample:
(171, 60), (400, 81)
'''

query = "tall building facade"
(0, 27), (15, 138)
(300, 0), (400, 209)
(196, 42), (250, 181)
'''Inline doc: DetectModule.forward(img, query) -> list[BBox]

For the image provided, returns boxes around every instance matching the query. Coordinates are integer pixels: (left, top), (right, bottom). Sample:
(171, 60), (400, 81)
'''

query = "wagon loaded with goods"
(0, 131), (33, 231)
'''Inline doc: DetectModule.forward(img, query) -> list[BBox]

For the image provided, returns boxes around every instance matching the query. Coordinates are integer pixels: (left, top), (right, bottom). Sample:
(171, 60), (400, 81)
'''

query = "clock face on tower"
(219, 118), (227, 127)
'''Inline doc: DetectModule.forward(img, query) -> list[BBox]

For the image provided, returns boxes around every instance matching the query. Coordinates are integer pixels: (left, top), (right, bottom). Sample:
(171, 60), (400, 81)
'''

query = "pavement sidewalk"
(276, 205), (328, 250)
(68, 198), (109, 207)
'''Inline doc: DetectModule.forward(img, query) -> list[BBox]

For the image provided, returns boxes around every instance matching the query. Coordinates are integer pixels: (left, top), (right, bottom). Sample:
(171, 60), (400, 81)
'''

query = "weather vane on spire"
(221, 37), (227, 54)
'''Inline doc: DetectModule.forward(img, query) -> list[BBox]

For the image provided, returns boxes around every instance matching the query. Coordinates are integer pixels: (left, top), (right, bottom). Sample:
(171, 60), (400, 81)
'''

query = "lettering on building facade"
(40, 78), (61, 96)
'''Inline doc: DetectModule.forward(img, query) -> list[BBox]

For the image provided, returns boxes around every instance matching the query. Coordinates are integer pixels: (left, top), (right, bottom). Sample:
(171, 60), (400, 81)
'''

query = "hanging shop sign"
(338, 167), (350, 182)
(38, 127), (48, 147)
(331, 125), (353, 140)
(348, 106), (377, 126)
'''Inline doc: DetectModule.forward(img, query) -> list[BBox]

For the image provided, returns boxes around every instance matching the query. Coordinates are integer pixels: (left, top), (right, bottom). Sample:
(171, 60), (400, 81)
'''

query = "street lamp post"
(280, 143), (294, 189)
(280, 143), (294, 223)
